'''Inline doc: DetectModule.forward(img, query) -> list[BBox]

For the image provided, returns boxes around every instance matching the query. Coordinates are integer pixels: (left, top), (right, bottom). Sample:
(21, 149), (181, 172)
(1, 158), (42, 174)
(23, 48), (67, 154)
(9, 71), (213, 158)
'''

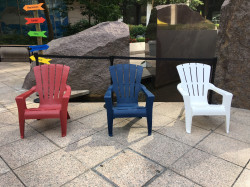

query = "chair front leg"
(185, 111), (193, 133)
(60, 110), (68, 137)
(107, 112), (113, 137)
(146, 98), (154, 136)
(16, 99), (26, 139)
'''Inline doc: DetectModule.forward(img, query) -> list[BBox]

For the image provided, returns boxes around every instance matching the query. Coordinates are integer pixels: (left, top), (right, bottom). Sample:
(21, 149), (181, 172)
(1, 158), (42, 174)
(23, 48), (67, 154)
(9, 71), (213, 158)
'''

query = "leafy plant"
(129, 24), (147, 38)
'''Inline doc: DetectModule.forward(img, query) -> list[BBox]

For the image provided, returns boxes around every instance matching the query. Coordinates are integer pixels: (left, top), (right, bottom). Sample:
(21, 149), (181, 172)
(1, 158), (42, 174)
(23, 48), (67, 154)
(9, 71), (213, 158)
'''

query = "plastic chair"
(104, 64), (155, 136)
(16, 64), (71, 138)
(176, 63), (233, 133)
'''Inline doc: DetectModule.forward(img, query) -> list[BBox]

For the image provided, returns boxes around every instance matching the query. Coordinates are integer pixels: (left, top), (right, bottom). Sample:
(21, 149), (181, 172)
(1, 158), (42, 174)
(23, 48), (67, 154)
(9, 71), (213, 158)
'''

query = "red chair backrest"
(33, 64), (70, 104)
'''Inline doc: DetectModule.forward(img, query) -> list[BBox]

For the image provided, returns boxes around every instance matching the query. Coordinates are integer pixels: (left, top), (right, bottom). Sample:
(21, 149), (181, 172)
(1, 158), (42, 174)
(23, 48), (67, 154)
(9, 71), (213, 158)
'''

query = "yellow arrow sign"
(23, 3), (44, 11)
(30, 55), (51, 64)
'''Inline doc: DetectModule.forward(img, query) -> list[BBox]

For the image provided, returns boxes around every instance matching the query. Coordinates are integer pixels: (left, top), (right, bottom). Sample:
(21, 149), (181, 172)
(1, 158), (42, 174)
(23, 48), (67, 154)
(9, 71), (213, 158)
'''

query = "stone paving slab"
(0, 104), (8, 113)
(179, 114), (225, 131)
(231, 109), (250, 126)
(42, 121), (96, 148)
(148, 169), (201, 187)
(247, 162), (250, 169)
(67, 103), (105, 120)
(63, 170), (113, 187)
(130, 133), (191, 167)
(0, 171), (24, 187)
(157, 120), (211, 146)
(95, 149), (164, 187)
(130, 111), (175, 131)
(64, 130), (125, 168)
(0, 111), (19, 125)
(215, 118), (250, 144)
(14, 149), (87, 187)
(233, 169), (250, 187)
(196, 133), (250, 167)
(0, 124), (38, 147)
(154, 102), (184, 119)
(0, 157), (10, 175)
(0, 133), (59, 169)
(77, 110), (126, 132)
(27, 118), (61, 132)
(110, 119), (149, 146)
(171, 148), (242, 187)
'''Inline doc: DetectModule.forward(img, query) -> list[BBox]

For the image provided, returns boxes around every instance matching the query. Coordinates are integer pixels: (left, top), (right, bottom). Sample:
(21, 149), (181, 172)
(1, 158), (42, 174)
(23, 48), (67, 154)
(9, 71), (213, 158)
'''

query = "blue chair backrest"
(109, 64), (143, 104)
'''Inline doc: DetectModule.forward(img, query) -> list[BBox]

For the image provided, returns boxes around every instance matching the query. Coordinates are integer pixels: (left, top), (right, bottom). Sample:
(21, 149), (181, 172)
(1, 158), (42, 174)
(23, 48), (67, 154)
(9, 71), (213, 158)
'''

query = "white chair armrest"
(209, 83), (233, 109)
(177, 83), (189, 97)
(209, 83), (233, 97)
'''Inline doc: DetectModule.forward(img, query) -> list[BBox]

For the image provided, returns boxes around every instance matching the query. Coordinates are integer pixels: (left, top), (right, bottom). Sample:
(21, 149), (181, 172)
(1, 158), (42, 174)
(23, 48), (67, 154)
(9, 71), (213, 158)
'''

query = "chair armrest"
(141, 85), (155, 110)
(141, 85), (155, 99)
(15, 86), (36, 111)
(209, 83), (233, 109)
(62, 85), (71, 110)
(104, 85), (113, 100)
(104, 86), (113, 115)
(209, 83), (233, 97)
(63, 85), (71, 99)
(177, 84), (192, 113)
(15, 86), (36, 100)
(177, 84), (189, 97)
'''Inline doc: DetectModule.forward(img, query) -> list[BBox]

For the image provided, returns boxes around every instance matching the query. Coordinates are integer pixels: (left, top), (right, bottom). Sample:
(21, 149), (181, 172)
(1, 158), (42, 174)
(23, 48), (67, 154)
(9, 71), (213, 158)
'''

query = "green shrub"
(136, 37), (145, 42)
(62, 19), (94, 36)
(129, 24), (147, 38)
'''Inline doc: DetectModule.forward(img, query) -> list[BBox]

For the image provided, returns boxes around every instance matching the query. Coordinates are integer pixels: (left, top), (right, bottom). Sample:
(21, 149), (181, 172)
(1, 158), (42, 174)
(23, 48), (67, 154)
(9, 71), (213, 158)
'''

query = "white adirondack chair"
(176, 63), (233, 133)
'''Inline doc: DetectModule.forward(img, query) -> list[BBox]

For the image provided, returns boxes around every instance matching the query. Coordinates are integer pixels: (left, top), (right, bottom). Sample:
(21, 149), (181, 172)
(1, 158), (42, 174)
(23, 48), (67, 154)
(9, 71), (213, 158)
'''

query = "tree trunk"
(203, 0), (209, 19)
(38, 0), (54, 41)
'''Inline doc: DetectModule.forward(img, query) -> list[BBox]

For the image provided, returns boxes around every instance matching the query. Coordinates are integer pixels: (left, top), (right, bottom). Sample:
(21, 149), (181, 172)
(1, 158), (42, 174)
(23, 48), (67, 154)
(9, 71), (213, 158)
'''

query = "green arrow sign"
(28, 31), (47, 38)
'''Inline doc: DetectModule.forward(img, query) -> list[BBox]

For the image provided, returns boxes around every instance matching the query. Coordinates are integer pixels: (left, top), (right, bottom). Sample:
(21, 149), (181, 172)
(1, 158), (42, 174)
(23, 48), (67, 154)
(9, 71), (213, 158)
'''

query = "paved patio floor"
(0, 62), (249, 187)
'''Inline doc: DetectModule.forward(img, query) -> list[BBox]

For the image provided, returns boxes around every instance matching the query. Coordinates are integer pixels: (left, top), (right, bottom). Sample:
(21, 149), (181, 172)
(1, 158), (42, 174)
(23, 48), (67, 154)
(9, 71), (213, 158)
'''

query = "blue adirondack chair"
(104, 64), (155, 136)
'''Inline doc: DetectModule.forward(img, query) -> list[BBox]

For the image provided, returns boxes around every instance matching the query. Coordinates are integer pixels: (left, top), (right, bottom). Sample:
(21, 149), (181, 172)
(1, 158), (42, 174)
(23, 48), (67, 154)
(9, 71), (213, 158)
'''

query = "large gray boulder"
(214, 0), (250, 109)
(23, 21), (129, 95)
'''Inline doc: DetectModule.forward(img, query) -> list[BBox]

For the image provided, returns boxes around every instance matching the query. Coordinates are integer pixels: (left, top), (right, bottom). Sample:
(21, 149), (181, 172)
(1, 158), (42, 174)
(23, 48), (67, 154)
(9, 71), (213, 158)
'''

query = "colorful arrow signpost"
(29, 44), (49, 52)
(30, 55), (51, 64)
(28, 31), (47, 38)
(23, 3), (44, 11)
(25, 17), (45, 25)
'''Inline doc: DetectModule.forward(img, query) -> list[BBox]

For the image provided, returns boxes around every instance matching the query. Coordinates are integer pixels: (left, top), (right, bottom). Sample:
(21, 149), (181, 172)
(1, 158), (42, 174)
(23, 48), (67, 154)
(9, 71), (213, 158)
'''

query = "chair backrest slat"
(41, 65), (49, 100)
(54, 64), (63, 100)
(134, 66), (143, 99)
(196, 63), (204, 96)
(124, 64), (130, 97)
(59, 66), (70, 98)
(110, 64), (143, 104)
(129, 65), (136, 97)
(33, 64), (70, 104)
(49, 65), (55, 100)
(177, 63), (211, 98)
(34, 65), (44, 103)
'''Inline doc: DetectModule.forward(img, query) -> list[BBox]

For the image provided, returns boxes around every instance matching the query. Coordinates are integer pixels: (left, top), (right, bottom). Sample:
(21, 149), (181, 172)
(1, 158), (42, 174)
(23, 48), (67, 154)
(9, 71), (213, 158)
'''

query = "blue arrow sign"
(29, 44), (49, 52)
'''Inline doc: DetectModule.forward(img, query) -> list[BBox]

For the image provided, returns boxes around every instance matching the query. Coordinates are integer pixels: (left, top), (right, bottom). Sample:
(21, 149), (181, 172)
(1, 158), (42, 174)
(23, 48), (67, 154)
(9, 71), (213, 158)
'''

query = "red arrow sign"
(25, 17), (45, 24)
(23, 3), (44, 11)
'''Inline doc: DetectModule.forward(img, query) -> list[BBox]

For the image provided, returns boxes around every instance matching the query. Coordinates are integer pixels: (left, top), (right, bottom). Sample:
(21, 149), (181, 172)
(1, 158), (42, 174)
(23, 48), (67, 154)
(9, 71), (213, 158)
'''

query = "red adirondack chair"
(15, 64), (71, 138)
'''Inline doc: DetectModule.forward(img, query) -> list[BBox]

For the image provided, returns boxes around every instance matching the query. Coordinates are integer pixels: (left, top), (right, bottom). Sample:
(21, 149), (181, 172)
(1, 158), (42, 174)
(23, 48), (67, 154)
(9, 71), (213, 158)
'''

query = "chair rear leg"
(147, 114), (152, 136)
(60, 115), (67, 137)
(107, 115), (113, 137)
(19, 118), (25, 139)
(67, 112), (70, 119)
(185, 113), (193, 133)
(226, 114), (230, 133)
